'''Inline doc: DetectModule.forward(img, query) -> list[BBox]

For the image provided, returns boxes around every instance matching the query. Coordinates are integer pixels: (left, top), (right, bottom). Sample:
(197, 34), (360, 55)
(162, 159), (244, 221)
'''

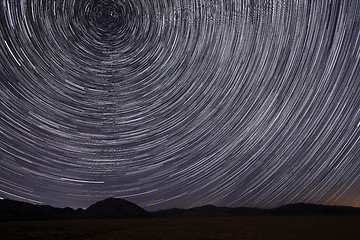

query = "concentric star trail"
(1, 0), (360, 210)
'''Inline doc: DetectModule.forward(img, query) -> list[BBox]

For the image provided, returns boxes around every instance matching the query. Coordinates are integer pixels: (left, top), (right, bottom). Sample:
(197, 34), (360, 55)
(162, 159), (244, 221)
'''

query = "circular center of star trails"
(90, 2), (124, 30)
(1, 0), (360, 210)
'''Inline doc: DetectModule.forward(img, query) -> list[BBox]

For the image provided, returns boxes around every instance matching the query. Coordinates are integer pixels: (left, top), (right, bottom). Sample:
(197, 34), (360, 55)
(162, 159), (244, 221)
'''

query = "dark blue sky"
(1, 0), (360, 210)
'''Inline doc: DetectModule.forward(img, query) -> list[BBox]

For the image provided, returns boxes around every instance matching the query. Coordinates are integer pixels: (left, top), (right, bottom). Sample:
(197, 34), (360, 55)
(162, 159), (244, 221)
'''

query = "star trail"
(1, 0), (360, 210)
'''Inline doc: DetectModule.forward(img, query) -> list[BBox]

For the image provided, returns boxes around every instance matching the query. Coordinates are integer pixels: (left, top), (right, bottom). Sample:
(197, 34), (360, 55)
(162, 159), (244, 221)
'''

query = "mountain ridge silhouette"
(1, 198), (360, 221)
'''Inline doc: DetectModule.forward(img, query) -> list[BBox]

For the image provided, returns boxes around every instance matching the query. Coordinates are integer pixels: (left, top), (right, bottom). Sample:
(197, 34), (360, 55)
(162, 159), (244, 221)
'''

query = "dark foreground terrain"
(3, 215), (360, 240)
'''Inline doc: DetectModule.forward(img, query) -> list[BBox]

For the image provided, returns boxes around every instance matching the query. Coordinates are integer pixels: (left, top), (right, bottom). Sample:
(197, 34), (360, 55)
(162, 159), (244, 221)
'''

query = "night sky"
(1, 0), (360, 211)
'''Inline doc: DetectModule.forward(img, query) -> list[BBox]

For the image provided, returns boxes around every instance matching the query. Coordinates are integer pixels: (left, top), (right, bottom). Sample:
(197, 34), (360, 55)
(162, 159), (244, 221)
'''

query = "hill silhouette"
(0, 198), (145, 221)
(154, 204), (266, 216)
(269, 202), (360, 215)
(85, 197), (147, 218)
(1, 198), (360, 221)
(0, 199), (82, 221)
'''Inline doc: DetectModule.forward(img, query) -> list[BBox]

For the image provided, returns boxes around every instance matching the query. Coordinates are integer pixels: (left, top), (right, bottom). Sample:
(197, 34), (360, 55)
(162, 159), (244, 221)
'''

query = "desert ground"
(2, 215), (360, 240)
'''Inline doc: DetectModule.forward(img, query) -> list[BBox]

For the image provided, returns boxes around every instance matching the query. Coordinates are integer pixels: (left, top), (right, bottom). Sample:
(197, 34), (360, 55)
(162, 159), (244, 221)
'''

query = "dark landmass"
(154, 202), (360, 217)
(153, 204), (266, 216)
(3, 216), (360, 240)
(0, 199), (83, 221)
(2, 198), (360, 221)
(0, 198), (147, 221)
(84, 198), (147, 218)
(3, 199), (360, 239)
